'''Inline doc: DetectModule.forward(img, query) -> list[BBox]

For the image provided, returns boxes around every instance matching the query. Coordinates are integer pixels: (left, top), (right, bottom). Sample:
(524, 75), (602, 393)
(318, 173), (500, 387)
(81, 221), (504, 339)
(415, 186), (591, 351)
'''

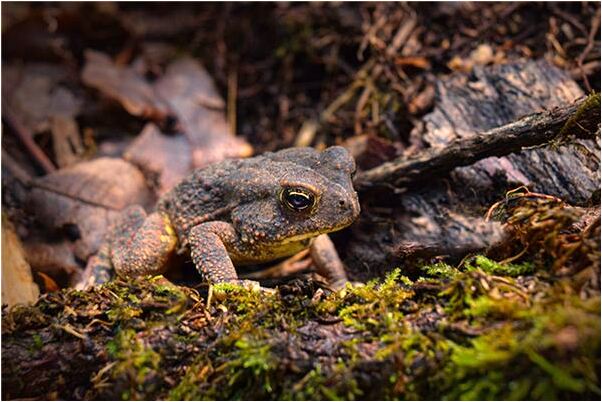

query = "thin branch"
(576, 6), (601, 92)
(2, 102), (56, 174)
(354, 94), (600, 192)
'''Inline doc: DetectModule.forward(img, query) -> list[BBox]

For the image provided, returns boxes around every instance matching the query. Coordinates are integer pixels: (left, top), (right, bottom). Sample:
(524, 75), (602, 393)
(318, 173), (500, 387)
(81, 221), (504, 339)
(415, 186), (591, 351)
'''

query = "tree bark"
(345, 60), (600, 281)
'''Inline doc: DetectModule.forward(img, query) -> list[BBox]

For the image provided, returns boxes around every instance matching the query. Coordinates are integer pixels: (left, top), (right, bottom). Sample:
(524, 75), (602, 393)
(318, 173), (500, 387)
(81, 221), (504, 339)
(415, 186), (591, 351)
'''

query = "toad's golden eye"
(279, 187), (316, 212)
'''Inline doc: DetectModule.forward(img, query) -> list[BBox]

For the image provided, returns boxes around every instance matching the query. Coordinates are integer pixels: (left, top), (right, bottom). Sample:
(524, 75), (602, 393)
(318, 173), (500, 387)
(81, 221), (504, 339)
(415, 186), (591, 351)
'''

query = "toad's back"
(157, 158), (247, 244)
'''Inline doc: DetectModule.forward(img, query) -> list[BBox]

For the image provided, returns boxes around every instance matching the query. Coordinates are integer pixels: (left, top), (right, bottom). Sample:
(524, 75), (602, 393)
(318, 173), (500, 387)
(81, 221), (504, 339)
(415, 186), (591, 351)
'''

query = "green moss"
(169, 283), (289, 400)
(420, 262), (460, 278)
(31, 333), (43, 350)
(169, 334), (279, 400)
(558, 92), (600, 139)
(467, 255), (534, 276)
(440, 294), (600, 399)
(3, 231), (599, 401)
(279, 361), (361, 401)
(106, 304), (143, 321)
(317, 269), (413, 335)
(104, 329), (163, 400)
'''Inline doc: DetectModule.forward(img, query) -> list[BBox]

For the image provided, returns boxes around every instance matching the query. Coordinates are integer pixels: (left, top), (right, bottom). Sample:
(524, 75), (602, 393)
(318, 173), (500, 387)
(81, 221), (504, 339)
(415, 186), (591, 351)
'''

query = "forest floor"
(1, 2), (600, 400)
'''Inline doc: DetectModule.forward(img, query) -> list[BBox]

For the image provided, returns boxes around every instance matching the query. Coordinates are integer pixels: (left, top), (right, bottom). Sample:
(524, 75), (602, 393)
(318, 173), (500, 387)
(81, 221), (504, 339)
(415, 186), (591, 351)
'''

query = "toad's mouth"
(276, 219), (356, 245)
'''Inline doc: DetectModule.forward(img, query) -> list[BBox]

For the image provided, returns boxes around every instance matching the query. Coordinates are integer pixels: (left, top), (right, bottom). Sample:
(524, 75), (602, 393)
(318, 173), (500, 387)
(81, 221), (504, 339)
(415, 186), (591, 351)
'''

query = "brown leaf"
(124, 123), (192, 196)
(2, 215), (40, 306)
(28, 158), (154, 260)
(3, 63), (85, 168)
(24, 240), (82, 286)
(2, 63), (82, 134)
(36, 272), (60, 293)
(342, 134), (398, 170)
(155, 58), (253, 168)
(81, 50), (173, 122)
(51, 115), (85, 168)
(125, 59), (254, 196)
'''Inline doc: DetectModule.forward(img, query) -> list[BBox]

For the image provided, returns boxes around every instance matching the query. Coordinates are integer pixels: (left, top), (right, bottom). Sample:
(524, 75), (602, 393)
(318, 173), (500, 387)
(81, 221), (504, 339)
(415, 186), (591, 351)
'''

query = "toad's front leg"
(188, 221), (259, 288)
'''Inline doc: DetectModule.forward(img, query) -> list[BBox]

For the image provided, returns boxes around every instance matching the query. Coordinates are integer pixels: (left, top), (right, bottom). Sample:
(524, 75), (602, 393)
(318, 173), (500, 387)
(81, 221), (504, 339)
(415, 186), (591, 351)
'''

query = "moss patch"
(2, 194), (600, 400)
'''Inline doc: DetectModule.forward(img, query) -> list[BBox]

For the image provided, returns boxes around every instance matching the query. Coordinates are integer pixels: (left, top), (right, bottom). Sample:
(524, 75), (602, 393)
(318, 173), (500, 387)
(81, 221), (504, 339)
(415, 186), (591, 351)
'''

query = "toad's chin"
(278, 219), (356, 245)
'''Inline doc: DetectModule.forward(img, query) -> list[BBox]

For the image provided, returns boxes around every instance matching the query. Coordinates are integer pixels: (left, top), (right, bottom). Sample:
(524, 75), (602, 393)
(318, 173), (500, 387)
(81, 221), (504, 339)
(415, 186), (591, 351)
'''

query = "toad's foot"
(210, 279), (275, 303)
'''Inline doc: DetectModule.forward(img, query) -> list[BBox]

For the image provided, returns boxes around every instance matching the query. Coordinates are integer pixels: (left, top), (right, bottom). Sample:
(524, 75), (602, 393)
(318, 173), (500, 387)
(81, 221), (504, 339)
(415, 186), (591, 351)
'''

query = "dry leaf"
(24, 240), (82, 286)
(124, 123), (192, 196)
(51, 115), (85, 168)
(343, 134), (398, 170)
(3, 63), (85, 167)
(2, 215), (40, 306)
(81, 50), (173, 122)
(2, 63), (82, 129)
(28, 158), (154, 261)
(155, 57), (253, 168)
(36, 272), (60, 293)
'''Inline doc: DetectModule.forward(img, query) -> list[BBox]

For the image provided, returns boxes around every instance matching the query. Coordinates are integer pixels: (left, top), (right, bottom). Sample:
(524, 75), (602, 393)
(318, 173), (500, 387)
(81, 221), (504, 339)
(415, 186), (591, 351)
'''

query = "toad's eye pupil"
(282, 189), (314, 211)
(289, 193), (310, 208)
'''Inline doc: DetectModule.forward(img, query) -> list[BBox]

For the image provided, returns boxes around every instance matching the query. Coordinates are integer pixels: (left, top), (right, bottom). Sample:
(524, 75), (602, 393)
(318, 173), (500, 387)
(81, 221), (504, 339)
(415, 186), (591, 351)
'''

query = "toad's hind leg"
(111, 205), (178, 278)
(310, 234), (349, 290)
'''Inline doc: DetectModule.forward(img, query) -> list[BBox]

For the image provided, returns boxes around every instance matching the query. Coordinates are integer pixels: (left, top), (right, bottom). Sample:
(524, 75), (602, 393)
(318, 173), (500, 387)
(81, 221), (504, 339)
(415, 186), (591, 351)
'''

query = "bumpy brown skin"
(101, 146), (360, 289)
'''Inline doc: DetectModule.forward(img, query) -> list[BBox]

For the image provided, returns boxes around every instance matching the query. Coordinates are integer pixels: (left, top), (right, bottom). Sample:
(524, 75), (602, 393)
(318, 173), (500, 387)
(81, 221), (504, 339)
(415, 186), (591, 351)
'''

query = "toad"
(89, 146), (360, 289)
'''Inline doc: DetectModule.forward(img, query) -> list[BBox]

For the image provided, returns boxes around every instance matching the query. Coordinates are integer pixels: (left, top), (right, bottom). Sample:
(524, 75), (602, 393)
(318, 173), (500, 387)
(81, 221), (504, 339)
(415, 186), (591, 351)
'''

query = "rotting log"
(345, 60), (600, 281)
(2, 262), (599, 400)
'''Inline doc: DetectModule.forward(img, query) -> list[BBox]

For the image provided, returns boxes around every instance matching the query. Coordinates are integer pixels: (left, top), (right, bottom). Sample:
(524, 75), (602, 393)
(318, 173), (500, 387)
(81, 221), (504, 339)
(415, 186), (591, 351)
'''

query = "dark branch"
(354, 94), (600, 192)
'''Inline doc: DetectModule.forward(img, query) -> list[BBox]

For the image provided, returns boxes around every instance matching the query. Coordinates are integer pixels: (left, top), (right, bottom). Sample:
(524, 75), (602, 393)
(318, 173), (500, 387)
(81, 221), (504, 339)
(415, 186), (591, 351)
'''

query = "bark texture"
(346, 60), (600, 281)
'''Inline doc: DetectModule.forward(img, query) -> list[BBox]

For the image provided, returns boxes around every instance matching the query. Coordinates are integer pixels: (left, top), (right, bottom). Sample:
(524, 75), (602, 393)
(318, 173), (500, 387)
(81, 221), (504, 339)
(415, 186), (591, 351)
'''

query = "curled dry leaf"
(51, 114), (85, 168)
(2, 215), (40, 306)
(125, 58), (253, 196)
(81, 50), (173, 122)
(3, 63), (85, 168)
(28, 158), (154, 261)
(23, 240), (83, 286)
(154, 57), (253, 168)
(342, 134), (398, 170)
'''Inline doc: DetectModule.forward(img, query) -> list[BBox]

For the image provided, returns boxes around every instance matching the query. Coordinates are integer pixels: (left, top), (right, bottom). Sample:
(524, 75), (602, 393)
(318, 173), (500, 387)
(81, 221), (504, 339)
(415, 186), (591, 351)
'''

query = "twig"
(242, 250), (312, 280)
(1, 149), (33, 185)
(551, 5), (588, 36)
(227, 67), (237, 136)
(2, 101), (56, 174)
(576, 7), (601, 92)
(354, 95), (600, 192)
